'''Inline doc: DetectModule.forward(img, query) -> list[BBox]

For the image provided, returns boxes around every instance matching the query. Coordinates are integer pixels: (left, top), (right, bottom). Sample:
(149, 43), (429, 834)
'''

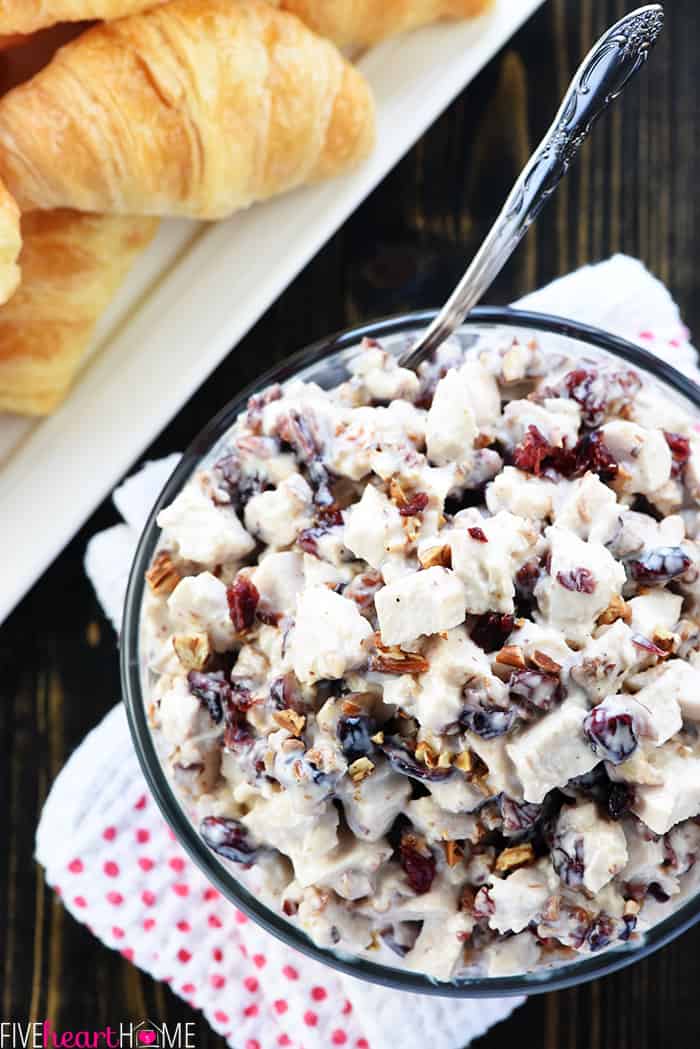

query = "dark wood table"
(3, 0), (700, 1044)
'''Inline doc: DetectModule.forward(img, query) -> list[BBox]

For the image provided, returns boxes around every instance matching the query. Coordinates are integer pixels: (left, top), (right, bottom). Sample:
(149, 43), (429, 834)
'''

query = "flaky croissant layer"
(0, 209), (158, 414)
(0, 0), (376, 219)
(0, 1), (166, 35)
(278, 0), (494, 48)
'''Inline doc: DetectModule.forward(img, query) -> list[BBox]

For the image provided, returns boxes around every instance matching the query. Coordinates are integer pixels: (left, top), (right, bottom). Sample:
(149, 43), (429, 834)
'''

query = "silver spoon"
(399, 3), (664, 371)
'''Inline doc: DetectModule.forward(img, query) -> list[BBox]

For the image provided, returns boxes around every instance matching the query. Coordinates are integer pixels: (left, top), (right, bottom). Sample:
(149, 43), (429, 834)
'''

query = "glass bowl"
(121, 306), (700, 997)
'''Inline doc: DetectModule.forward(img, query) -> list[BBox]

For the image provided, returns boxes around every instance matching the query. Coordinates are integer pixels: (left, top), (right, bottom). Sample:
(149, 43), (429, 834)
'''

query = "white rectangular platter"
(1, 0), (545, 624)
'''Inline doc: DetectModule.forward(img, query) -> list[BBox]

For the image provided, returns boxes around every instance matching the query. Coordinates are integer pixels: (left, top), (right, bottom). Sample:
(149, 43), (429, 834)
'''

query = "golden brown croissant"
(0, 210), (157, 414)
(0, 0), (375, 219)
(0, 174), (20, 306)
(0, 2), (162, 35)
(277, 0), (494, 48)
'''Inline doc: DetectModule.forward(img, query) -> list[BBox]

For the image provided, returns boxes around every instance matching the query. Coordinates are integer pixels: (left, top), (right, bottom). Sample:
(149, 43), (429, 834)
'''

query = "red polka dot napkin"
(38, 256), (697, 1049)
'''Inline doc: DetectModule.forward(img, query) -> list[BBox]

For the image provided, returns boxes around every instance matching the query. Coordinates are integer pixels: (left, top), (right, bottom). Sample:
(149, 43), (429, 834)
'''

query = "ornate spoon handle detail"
(400, 4), (664, 371)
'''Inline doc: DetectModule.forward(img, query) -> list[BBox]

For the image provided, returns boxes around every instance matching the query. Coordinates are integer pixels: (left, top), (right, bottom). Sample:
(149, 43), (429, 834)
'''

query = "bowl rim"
(121, 305), (700, 997)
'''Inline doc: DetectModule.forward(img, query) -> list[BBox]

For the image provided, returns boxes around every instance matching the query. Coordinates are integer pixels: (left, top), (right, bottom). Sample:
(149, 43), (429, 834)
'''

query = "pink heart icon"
(138, 1032), (157, 1045)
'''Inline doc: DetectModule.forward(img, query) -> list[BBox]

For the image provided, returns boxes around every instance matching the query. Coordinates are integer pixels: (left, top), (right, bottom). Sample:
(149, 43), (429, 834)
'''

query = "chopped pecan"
(597, 593), (632, 627)
(341, 699), (363, 716)
(653, 628), (677, 654)
(531, 649), (562, 674)
(495, 644), (526, 669)
(146, 550), (181, 595)
(369, 635), (429, 675)
(418, 544), (452, 570)
(172, 632), (212, 671)
(494, 843), (536, 873)
(348, 756), (375, 782)
(273, 710), (306, 737)
(442, 841), (462, 868)
(415, 741), (439, 769)
(453, 751), (474, 774)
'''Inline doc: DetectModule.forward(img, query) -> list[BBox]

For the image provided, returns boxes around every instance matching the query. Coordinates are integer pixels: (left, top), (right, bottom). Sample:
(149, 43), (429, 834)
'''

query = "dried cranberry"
(586, 913), (615, 951)
(187, 670), (231, 724)
(499, 795), (542, 835)
(214, 453), (269, 509)
(512, 425), (551, 475)
(556, 567), (596, 593)
(470, 612), (514, 652)
(270, 673), (304, 713)
(664, 431), (691, 477)
(227, 576), (260, 632)
(514, 560), (542, 617)
(399, 836), (436, 894)
(223, 714), (253, 750)
(381, 740), (454, 782)
(473, 886), (496, 920)
(337, 715), (377, 763)
(200, 817), (260, 865)
(563, 368), (606, 426)
(627, 546), (691, 585)
(647, 882), (671, 903)
(583, 706), (638, 765)
(380, 926), (419, 957)
(607, 782), (633, 820)
(568, 430), (618, 482)
(509, 668), (562, 715)
(459, 704), (517, 740)
(551, 833), (585, 887)
(276, 409), (334, 508)
(298, 512), (343, 557)
(620, 913), (637, 941)
(468, 526), (488, 542)
(399, 492), (429, 517)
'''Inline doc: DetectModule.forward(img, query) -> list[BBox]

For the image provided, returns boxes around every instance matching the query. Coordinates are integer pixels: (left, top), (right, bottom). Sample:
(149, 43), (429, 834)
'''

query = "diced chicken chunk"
(600, 420), (672, 496)
(552, 472), (620, 543)
(348, 344), (420, 402)
(375, 567), (466, 646)
(535, 526), (626, 644)
(501, 398), (581, 449)
(158, 483), (254, 565)
(426, 369), (477, 466)
(633, 745), (700, 834)
(343, 483), (406, 575)
(449, 510), (536, 615)
(244, 474), (313, 548)
(487, 861), (556, 934)
(486, 466), (556, 520)
(506, 699), (598, 803)
(553, 801), (628, 894)
(168, 572), (235, 652)
(291, 586), (372, 683)
(252, 551), (304, 617)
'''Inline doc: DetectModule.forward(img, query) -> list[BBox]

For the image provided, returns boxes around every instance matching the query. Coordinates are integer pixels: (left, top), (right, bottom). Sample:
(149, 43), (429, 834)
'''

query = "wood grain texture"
(2, 0), (700, 1044)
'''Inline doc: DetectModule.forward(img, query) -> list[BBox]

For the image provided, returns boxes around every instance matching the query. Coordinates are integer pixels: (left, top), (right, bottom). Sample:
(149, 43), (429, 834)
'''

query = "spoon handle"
(400, 4), (664, 371)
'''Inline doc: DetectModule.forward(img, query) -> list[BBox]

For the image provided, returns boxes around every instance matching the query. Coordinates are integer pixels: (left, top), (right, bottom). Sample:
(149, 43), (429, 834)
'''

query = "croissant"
(277, 0), (494, 49)
(0, 210), (157, 414)
(0, 2), (163, 35)
(0, 175), (19, 306)
(0, 0), (375, 219)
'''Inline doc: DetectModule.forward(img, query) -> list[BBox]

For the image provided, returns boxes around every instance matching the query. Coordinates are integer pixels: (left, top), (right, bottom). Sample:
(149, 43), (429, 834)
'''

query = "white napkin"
(37, 254), (697, 1049)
